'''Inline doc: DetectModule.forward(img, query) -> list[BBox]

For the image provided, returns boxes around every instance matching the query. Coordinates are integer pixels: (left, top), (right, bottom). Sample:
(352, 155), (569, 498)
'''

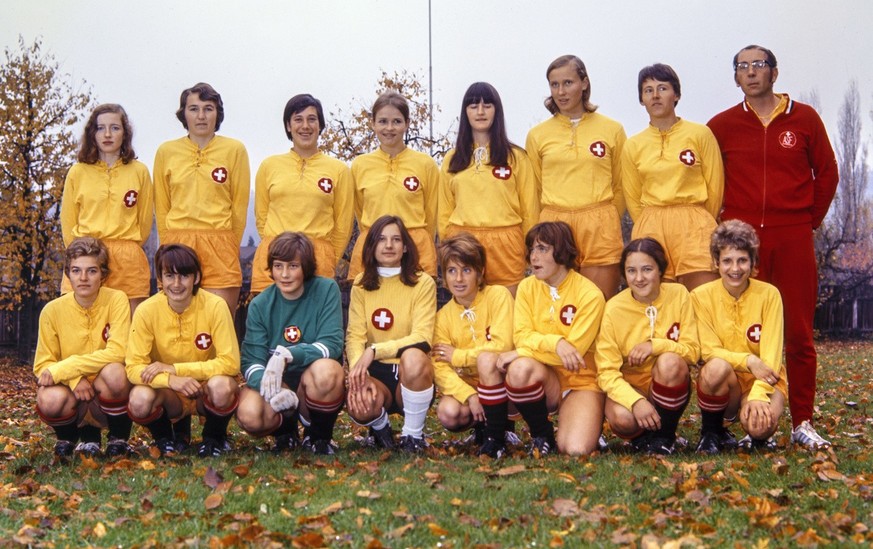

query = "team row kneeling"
(34, 215), (806, 460)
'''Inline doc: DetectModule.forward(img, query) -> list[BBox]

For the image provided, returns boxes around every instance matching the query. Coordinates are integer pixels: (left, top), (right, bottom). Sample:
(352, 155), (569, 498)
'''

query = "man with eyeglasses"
(708, 45), (838, 450)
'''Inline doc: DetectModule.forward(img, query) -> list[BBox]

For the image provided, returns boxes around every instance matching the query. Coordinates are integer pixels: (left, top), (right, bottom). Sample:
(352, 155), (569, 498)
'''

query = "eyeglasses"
(735, 60), (770, 71)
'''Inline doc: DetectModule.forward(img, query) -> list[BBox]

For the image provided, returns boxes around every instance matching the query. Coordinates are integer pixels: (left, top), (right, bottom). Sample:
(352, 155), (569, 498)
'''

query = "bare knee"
(206, 375), (238, 408)
(95, 363), (131, 397)
(399, 349), (433, 388)
(476, 352), (503, 384)
(236, 388), (270, 434)
(506, 357), (541, 387)
(437, 397), (470, 431)
(302, 359), (346, 400)
(36, 386), (75, 418)
(652, 353), (689, 385)
(698, 358), (733, 393)
(128, 386), (157, 418)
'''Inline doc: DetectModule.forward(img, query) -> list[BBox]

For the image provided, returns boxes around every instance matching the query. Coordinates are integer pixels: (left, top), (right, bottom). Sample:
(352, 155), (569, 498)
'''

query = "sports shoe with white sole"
(791, 420), (831, 449)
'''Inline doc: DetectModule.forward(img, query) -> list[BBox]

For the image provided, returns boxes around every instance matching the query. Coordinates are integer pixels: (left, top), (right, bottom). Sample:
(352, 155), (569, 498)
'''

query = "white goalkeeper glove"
(260, 345), (292, 400)
(269, 387), (299, 413)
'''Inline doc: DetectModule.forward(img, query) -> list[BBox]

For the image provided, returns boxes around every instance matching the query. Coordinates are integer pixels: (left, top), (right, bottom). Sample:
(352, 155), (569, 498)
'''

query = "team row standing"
(58, 45), (837, 452)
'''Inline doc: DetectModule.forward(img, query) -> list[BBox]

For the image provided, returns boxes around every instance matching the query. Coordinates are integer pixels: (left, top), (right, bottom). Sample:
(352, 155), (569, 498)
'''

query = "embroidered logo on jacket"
(102, 323), (111, 342)
(779, 131), (797, 149)
(589, 141), (607, 158)
(485, 326), (492, 341)
(679, 149), (696, 166)
(372, 308), (394, 330)
(746, 323), (762, 343)
(211, 167), (228, 183)
(667, 322), (680, 341)
(560, 305), (576, 326)
(195, 332), (213, 350)
(123, 190), (138, 208)
(492, 166), (512, 180)
(403, 176), (420, 192)
(284, 325), (302, 343)
(317, 178), (334, 194)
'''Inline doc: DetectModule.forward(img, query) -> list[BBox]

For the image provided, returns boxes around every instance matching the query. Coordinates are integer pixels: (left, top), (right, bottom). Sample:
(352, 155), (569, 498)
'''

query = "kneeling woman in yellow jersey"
(691, 220), (788, 453)
(126, 244), (240, 457)
(251, 94), (353, 291)
(595, 238), (699, 455)
(346, 215), (437, 453)
(61, 104), (153, 315)
(349, 92), (439, 280)
(431, 233), (514, 458)
(34, 237), (133, 458)
(497, 222), (606, 457)
(439, 82), (539, 296)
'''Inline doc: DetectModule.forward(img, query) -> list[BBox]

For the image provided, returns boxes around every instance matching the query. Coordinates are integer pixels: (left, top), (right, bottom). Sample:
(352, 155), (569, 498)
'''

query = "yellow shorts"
(737, 371), (788, 401)
(539, 202), (623, 267)
(250, 235), (337, 293)
(446, 225), (525, 287)
(620, 365), (653, 397)
(553, 352), (603, 393)
(631, 205), (716, 280)
(348, 226), (437, 280)
(61, 239), (151, 299)
(165, 229), (241, 289)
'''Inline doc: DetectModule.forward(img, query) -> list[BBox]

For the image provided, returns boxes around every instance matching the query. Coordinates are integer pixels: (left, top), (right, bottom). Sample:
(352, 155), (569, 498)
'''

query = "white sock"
(400, 385), (433, 438)
(361, 408), (389, 431)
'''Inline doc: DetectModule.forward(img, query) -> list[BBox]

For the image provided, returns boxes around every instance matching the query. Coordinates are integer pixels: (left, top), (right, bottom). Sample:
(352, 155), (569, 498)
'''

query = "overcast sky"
(5, 0), (872, 242)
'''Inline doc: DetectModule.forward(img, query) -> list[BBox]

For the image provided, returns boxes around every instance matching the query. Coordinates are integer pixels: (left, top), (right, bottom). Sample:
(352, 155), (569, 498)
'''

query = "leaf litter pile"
(0, 341), (871, 547)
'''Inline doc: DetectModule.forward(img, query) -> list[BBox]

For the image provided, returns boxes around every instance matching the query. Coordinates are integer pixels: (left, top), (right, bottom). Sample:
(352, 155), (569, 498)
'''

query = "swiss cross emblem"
(211, 167), (228, 183)
(317, 178), (334, 194)
(560, 304), (576, 326)
(679, 149), (696, 166)
(485, 326), (492, 341)
(667, 322), (680, 342)
(589, 141), (607, 158)
(746, 323), (762, 343)
(123, 190), (138, 208)
(372, 308), (394, 330)
(403, 176), (420, 192)
(195, 332), (213, 350)
(284, 325), (301, 343)
(779, 131), (797, 149)
(492, 166), (512, 180)
(102, 323), (111, 342)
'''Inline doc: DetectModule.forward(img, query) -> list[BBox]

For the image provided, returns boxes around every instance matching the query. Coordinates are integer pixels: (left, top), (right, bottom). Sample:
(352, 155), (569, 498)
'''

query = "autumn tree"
(320, 69), (454, 163)
(0, 37), (94, 358)
(814, 80), (873, 305)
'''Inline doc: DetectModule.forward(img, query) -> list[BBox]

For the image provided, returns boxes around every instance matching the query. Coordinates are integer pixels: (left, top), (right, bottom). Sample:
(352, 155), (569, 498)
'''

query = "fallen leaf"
(92, 522), (106, 538)
(204, 493), (223, 510)
(494, 464), (526, 477)
(386, 523), (414, 539)
(204, 466), (223, 489)
(428, 522), (448, 536)
(552, 499), (580, 517)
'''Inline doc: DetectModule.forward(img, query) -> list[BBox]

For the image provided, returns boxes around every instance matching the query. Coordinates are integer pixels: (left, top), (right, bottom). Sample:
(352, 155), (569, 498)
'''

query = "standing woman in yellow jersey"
(61, 104), (153, 315)
(497, 222), (606, 457)
(153, 83), (250, 313)
(251, 94), (353, 292)
(349, 92), (439, 280)
(346, 215), (437, 453)
(622, 64), (723, 291)
(440, 82), (539, 296)
(525, 55), (627, 299)
(595, 238), (698, 455)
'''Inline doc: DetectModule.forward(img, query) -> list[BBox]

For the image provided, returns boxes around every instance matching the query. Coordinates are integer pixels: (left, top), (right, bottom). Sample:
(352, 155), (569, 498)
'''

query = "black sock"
(272, 412), (298, 437)
(202, 410), (232, 441)
(701, 410), (726, 433)
(145, 410), (173, 441)
(173, 415), (192, 443)
(106, 413), (133, 441)
(507, 382), (553, 440)
(482, 401), (509, 440)
(79, 424), (101, 444)
(52, 422), (79, 444)
(305, 396), (343, 441)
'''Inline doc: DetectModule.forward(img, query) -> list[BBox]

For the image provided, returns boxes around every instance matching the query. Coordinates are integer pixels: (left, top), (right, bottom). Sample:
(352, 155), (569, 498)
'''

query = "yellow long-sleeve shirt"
(595, 283), (700, 411)
(126, 290), (240, 388)
(33, 287), (131, 391)
(621, 118), (724, 222)
(432, 285), (514, 402)
(514, 270), (605, 365)
(691, 278), (785, 403)
(438, 146), (540, 239)
(346, 273), (436, 366)
(153, 135), (250, 244)
(60, 160), (153, 246)
(525, 112), (626, 214)
(254, 149), (353, 260)
(351, 147), (438, 235)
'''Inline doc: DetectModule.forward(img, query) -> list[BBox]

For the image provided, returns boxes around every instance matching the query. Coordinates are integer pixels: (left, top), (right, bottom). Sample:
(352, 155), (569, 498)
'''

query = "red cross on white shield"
(195, 332), (213, 350)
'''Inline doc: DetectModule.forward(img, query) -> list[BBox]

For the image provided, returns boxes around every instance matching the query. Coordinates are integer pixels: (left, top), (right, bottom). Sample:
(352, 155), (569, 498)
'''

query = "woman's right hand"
(632, 399), (661, 431)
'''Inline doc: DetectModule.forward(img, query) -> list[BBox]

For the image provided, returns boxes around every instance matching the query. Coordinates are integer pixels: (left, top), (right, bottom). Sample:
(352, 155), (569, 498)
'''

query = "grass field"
(1, 341), (871, 548)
